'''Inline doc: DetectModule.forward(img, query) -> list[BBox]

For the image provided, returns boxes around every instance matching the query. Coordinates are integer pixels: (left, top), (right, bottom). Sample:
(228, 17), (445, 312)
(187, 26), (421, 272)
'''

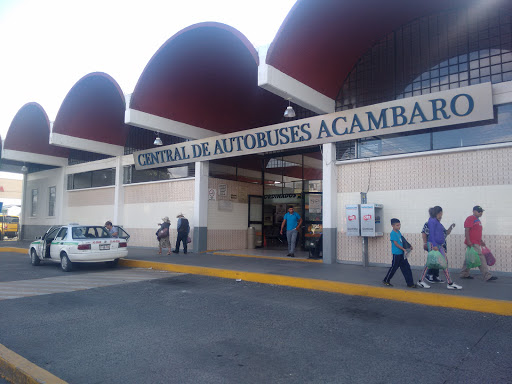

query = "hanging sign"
(134, 83), (493, 170)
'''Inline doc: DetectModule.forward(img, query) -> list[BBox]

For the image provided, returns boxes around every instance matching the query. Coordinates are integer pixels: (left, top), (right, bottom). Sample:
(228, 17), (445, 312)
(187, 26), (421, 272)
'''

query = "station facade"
(2, 1), (512, 272)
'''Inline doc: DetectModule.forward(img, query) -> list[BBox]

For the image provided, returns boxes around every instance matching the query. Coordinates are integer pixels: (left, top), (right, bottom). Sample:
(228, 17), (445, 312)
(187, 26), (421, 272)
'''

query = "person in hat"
(173, 213), (190, 254)
(460, 206), (497, 281)
(157, 216), (172, 255)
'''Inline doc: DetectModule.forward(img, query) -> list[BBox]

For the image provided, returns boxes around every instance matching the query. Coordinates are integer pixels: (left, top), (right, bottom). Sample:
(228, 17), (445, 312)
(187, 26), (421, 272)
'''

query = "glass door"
(248, 195), (263, 247)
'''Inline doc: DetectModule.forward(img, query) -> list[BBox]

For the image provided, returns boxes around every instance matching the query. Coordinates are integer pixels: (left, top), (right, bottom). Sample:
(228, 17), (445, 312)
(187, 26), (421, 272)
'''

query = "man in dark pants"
(173, 213), (190, 254)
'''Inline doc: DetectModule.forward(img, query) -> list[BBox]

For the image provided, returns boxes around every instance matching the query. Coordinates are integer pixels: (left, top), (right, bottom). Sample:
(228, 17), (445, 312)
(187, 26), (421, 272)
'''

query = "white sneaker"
(447, 282), (463, 290)
(417, 281), (431, 289)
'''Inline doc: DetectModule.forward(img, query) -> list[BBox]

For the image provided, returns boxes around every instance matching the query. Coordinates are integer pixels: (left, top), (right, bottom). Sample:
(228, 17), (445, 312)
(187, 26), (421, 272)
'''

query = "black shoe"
(383, 280), (393, 287)
(286, 253), (292, 256)
(184, 251), (187, 254)
(461, 276), (474, 279)
(290, 254), (295, 257)
(172, 250), (179, 254)
(487, 276), (498, 281)
(407, 284), (418, 288)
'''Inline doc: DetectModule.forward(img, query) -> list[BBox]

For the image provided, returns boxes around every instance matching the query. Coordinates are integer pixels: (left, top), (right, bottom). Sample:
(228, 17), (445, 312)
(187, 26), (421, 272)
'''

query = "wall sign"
(218, 184), (227, 197)
(134, 83), (493, 170)
(208, 188), (216, 201)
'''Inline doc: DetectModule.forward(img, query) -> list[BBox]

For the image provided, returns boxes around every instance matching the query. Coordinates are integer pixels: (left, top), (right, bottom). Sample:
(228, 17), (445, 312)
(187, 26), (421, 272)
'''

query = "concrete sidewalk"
(4, 240), (511, 315)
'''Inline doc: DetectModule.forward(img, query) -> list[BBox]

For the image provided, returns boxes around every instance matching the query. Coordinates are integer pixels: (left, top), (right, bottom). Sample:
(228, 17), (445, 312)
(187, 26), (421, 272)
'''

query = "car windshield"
(71, 226), (111, 239)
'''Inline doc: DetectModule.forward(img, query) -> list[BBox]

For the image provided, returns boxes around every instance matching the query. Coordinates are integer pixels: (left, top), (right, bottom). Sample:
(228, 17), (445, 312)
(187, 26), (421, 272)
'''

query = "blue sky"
(0, 0), (296, 141)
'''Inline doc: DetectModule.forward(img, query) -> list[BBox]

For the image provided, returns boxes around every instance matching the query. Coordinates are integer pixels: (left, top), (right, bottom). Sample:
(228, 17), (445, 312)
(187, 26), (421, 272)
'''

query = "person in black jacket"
(173, 213), (190, 254)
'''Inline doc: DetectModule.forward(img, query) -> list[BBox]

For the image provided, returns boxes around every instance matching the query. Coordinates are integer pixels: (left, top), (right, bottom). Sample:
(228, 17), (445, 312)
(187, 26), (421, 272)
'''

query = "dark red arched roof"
(4, 103), (68, 158)
(52, 72), (128, 146)
(131, 22), (289, 135)
(267, 0), (509, 99)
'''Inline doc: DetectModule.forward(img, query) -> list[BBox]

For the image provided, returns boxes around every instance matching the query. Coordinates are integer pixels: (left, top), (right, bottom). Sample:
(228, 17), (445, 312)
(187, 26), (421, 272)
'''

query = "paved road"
(1, 252), (511, 384)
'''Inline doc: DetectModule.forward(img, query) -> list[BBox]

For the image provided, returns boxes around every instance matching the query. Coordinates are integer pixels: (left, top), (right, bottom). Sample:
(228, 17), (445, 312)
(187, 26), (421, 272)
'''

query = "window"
(31, 189), (38, 217)
(67, 168), (116, 190)
(336, 8), (512, 110)
(56, 227), (67, 239)
(72, 226), (110, 239)
(48, 186), (56, 216)
(123, 164), (194, 184)
(336, 104), (512, 160)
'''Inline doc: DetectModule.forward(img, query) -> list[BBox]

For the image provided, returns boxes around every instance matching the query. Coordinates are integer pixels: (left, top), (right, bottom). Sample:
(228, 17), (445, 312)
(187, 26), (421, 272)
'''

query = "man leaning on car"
(105, 221), (119, 237)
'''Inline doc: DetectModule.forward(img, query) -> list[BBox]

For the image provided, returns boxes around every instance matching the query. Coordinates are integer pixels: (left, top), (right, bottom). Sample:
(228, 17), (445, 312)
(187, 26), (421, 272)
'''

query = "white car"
(29, 224), (130, 272)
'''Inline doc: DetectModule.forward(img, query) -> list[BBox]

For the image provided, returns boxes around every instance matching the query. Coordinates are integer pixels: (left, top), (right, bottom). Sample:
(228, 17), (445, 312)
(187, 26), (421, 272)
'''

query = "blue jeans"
(286, 229), (298, 254)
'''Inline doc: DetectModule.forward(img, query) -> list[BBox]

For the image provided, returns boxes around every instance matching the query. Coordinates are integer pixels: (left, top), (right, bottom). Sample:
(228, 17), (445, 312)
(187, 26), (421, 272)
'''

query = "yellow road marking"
(212, 251), (322, 263)
(0, 343), (68, 384)
(0, 247), (27, 254)
(120, 259), (512, 316)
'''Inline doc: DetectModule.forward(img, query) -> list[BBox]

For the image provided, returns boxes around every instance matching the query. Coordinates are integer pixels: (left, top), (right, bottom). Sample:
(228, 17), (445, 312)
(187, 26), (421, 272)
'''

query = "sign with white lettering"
(134, 83), (493, 170)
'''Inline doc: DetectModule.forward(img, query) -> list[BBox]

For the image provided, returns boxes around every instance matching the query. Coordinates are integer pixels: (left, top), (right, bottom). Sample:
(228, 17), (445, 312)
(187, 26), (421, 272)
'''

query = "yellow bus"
(0, 215), (19, 239)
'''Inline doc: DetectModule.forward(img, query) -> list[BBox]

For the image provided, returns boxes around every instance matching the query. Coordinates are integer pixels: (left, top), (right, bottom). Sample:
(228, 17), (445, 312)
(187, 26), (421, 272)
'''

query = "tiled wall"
(336, 146), (512, 272)
(207, 178), (263, 250)
(65, 187), (115, 227)
(123, 179), (195, 247)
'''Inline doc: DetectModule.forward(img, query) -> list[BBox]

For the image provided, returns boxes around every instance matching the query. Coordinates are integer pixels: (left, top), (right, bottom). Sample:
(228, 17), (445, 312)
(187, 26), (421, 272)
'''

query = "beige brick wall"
(124, 179), (194, 203)
(336, 146), (512, 272)
(68, 188), (115, 206)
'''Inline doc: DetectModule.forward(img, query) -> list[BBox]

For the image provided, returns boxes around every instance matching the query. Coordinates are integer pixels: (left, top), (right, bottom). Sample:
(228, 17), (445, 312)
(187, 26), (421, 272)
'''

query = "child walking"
(383, 218), (417, 288)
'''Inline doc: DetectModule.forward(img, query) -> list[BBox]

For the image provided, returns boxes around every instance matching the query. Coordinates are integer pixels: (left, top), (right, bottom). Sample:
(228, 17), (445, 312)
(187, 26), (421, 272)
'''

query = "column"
(322, 143), (338, 264)
(193, 161), (209, 252)
(19, 173), (27, 240)
(57, 166), (67, 226)
(113, 156), (124, 225)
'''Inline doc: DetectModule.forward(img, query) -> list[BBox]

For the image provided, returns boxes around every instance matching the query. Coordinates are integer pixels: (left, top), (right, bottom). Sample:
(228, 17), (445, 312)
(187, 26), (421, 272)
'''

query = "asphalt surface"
(1, 252), (511, 383)
(6, 241), (512, 301)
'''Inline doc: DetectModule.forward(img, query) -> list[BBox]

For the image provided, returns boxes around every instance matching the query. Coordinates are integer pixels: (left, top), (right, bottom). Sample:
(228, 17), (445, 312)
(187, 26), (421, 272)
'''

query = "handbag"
(158, 227), (169, 238)
(426, 250), (447, 270)
(187, 236), (192, 244)
(482, 246), (496, 266)
(401, 236), (411, 250)
(465, 246), (481, 268)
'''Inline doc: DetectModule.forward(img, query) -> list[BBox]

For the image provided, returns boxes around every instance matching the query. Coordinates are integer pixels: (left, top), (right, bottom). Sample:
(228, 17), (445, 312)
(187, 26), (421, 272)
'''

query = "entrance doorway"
(261, 148), (323, 254)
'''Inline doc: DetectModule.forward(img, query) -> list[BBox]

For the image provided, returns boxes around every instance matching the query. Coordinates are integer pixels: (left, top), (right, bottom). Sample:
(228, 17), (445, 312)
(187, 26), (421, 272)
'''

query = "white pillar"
(19, 173), (27, 240)
(57, 166), (67, 225)
(322, 143), (338, 264)
(113, 156), (124, 225)
(193, 161), (209, 252)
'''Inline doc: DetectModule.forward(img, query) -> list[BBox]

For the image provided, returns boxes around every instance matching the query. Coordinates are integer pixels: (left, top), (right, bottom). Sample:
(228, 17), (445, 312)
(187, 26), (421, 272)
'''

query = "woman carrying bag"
(157, 216), (172, 255)
(418, 206), (462, 290)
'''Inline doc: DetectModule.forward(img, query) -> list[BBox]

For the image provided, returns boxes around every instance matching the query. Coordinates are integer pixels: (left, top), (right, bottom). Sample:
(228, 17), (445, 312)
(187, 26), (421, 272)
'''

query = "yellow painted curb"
(0, 343), (68, 384)
(0, 247), (27, 254)
(120, 259), (512, 316)
(212, 251), (322, 263)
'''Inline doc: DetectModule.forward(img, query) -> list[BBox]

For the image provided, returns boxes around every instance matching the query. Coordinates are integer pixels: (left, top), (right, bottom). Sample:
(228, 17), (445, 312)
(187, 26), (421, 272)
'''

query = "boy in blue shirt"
(383, 218), (417, 288)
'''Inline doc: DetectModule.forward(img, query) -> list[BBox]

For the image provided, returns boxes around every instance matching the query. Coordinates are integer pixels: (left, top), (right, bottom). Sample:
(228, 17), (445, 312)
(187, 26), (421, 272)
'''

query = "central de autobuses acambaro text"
(134, 83), (493, 170)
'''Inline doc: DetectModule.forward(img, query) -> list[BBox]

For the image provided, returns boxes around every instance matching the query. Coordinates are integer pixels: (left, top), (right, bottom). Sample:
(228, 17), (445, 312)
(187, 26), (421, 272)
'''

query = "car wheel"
(106, 258), (119, 268)
(60, 253), (73, 272)
(30, 249), (40, 266)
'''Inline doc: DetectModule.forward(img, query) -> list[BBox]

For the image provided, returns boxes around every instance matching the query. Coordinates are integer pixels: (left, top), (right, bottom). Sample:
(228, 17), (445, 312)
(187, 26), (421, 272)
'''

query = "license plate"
(100, 244), (110, 250)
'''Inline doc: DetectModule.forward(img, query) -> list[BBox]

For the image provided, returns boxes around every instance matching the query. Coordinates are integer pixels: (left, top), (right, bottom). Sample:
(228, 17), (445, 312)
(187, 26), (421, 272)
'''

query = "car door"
(115, 226), (130, 241)
(50, 227), (68, 260)
(41, 226), (60, 259)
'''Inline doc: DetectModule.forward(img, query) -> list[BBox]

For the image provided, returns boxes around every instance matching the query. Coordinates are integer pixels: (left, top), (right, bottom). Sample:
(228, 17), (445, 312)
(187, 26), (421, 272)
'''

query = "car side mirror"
(35, 236), (42, 240)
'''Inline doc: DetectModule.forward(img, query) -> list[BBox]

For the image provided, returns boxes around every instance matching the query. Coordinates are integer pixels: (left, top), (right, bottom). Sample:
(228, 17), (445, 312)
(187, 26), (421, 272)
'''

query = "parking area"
(1, 250), (512, 383)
